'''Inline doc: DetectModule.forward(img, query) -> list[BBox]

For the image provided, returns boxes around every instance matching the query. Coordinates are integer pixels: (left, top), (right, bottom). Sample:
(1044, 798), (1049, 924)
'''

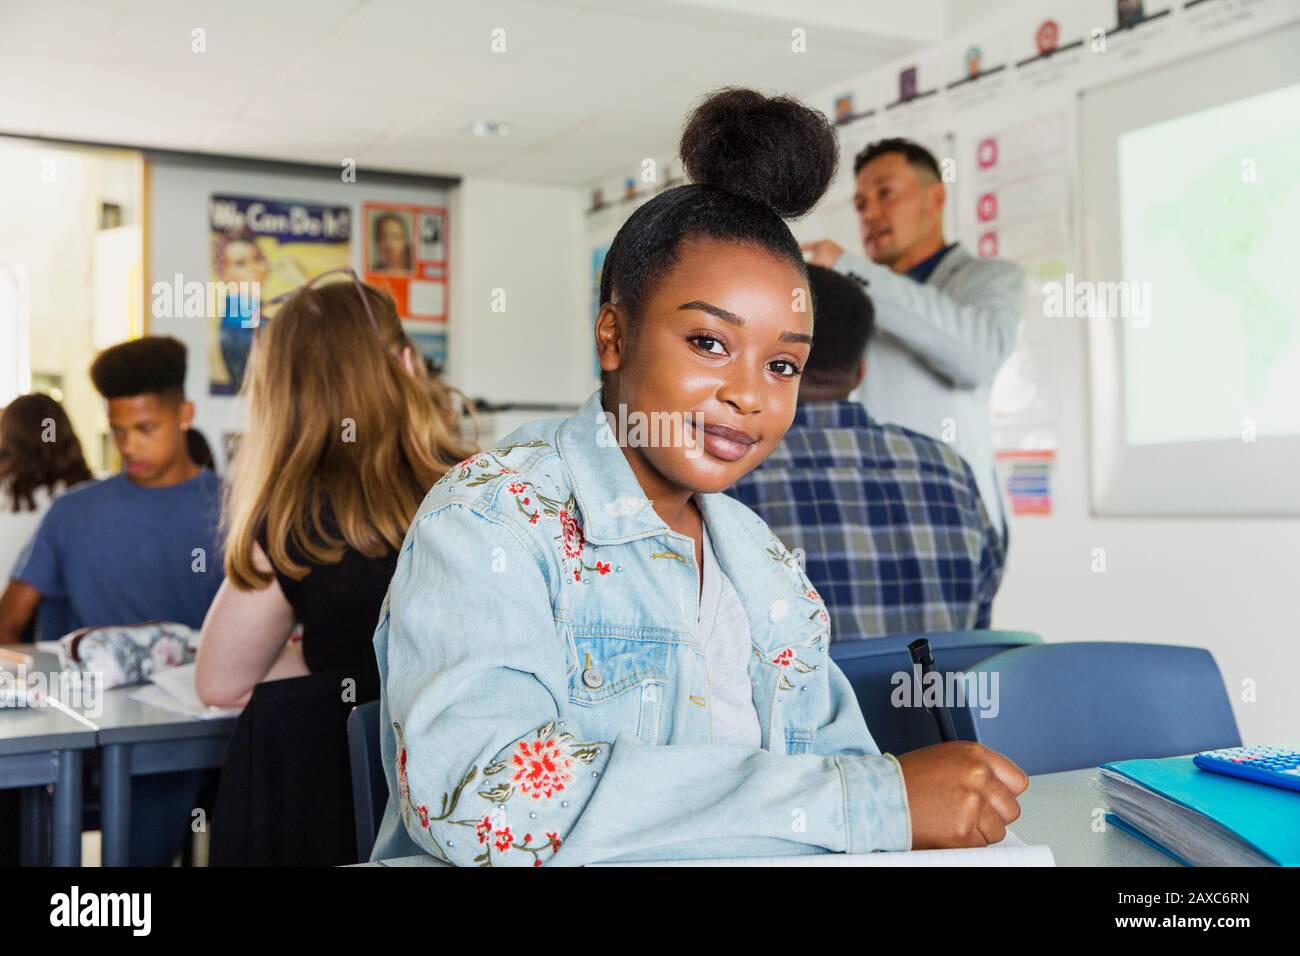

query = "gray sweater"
(833, 243), (1024, 534)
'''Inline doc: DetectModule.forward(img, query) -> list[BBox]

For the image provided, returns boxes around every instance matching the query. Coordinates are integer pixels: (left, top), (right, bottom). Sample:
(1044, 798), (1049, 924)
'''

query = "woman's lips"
(690, 421), (756, 463)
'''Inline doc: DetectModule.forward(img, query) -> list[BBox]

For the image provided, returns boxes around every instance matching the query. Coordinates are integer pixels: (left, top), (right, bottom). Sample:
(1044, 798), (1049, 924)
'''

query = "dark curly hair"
(598, 87), (838, 390)
(89, 336), (187, 403)
(0, 393), (93, 512)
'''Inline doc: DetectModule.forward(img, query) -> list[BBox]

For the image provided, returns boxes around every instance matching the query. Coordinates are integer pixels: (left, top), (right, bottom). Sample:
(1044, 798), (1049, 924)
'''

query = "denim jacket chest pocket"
(564, 625), (673, 746)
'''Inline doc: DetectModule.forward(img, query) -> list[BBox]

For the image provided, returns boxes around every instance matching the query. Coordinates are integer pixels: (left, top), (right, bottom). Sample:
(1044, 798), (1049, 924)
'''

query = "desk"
(0, 700), (96, 865)
(92, 688), (237, 866)
(8, 649), (237, 867)
(356, 768), (1179, 867)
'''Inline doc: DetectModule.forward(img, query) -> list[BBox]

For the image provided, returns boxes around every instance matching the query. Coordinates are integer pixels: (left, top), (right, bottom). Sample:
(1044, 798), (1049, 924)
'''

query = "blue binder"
(1101, 756), (1300, 866)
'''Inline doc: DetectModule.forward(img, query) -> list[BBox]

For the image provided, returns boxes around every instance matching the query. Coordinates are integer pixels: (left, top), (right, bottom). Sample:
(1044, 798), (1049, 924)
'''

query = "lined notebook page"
(590, 832), (1055, 867)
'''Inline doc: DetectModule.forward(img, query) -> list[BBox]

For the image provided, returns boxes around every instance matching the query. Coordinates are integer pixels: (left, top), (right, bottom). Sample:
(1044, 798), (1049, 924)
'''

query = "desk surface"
(0, 703), (98, 756)
(358, 768), (1177, 867)
(3, 649), (237, 746)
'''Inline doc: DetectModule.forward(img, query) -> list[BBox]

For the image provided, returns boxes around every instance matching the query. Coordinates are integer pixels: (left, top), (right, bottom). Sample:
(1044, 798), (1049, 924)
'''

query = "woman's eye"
(689, 335), (726, 355)
(769, 360), (801, 378)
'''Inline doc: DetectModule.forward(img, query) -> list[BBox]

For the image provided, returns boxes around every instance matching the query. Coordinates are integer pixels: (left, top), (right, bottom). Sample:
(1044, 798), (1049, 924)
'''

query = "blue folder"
(1101, 756), (1300, 866)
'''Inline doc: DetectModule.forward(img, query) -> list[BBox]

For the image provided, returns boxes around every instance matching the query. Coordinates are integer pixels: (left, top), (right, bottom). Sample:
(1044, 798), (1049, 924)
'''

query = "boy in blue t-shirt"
(0, 335), (224, 866)
(2, 336), (223, 640)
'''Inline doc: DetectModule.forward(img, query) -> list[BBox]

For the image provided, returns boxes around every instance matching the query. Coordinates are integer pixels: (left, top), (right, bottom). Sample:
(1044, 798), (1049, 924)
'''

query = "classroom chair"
(347, 699), (387, 864)
(829, 630), (1042, 756)
(952, 642), (1242, 775)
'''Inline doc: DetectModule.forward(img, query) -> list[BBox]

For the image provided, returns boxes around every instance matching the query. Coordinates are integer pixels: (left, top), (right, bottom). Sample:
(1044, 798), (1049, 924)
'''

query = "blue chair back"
(955, 642), (1241, 774)
(830, 630), (1042, 756)
(346, 700), (387, 863)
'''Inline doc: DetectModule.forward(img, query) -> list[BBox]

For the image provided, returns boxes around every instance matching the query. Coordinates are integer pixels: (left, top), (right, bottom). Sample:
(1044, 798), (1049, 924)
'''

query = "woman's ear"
(594, 303), (625, 374)
(401, 346), (416, 376)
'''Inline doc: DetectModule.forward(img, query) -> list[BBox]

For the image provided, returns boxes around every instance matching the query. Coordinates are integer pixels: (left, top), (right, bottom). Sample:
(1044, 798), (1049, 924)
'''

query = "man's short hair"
(853, 137), (941, 181)
(805, 265), (874, 382)
(90, 336), (187, 403)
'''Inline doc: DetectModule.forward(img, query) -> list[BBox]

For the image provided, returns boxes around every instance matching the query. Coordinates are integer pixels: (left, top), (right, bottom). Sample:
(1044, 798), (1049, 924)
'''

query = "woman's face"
(222, 240), (268, 285)
(599, 237), (812, 497)
(378, 218), (409, 269)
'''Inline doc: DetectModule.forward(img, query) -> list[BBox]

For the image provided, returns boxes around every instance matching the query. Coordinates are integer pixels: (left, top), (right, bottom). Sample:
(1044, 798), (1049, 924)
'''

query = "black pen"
(908, 638), (957, 743)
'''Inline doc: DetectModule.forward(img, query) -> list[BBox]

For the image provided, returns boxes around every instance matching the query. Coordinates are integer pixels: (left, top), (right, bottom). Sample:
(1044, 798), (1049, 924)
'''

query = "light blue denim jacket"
(370, 389), (912, 866)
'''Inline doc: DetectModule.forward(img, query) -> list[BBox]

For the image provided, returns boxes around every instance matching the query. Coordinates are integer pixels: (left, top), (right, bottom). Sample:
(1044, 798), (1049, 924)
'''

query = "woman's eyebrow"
(677, 300), (812, 345)
(678, 299), (742, 325)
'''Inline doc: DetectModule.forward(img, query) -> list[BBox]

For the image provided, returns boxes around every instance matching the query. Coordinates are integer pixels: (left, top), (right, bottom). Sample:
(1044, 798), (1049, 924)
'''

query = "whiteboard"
(1081, 19), (1300, 516)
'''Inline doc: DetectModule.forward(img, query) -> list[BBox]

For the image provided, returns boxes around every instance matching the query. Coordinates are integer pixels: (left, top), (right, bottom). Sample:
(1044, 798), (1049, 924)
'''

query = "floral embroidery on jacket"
(441, 440), (551, 489)
(502, 480), (609, 584)
(394, 718), (608, 867)
(755, 535), (830, 689)
(759, 644), (818, 691)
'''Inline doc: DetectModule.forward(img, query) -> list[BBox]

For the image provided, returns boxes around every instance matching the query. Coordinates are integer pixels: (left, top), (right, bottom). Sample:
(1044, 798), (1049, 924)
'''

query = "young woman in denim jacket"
(372, 89), (1027, 866)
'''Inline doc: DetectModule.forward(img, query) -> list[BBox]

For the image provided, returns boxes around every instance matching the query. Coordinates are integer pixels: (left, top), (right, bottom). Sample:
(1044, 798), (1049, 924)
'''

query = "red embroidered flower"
(573, 568), (581, 582)
(493, 826), (513, 853)
(806, 588), (820, 601)
(511, 735), (574, 800)
(416, 805), (429, 828)
(546, 832), (562, 851)
(559, 507), (584, 559)
(529, 514), (539, 525)
(595, 561), (611, 575)
(508, 482), (526, 494)
(475, 816), (492, 844)
(772, 648), (794, 667)
(533, 857), (543, 867)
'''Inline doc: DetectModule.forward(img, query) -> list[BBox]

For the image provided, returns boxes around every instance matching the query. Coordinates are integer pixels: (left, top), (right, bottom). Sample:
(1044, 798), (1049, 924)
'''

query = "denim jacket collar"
(555, 391), (826, 656)
(555, 390), (671, 546)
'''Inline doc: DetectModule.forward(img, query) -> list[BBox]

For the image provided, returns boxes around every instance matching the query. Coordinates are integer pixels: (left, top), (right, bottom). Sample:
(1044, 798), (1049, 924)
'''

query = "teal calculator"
(1193, 746), (1300, 793)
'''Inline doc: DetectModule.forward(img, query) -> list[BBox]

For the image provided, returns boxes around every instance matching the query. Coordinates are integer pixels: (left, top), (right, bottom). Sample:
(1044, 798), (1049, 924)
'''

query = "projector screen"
(1081, 19), (1300, 515)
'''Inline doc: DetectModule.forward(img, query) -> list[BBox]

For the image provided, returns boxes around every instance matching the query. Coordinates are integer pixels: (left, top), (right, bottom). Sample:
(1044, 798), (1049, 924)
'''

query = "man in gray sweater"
(803, 138), (1024, 537)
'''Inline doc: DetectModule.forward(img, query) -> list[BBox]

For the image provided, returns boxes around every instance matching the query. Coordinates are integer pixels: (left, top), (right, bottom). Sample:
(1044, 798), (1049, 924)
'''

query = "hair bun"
(679, 87), (838, 220)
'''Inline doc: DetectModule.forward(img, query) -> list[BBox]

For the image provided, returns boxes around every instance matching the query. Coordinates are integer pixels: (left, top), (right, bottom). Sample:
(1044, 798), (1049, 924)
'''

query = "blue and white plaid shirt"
(726, 400), (1005, 642)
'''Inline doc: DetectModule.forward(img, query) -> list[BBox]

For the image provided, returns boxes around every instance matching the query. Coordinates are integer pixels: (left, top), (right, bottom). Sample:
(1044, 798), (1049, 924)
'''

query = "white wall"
(0, 138), (142, 471)
(450, 176), (593, 406)
(147, 158), (589, 470)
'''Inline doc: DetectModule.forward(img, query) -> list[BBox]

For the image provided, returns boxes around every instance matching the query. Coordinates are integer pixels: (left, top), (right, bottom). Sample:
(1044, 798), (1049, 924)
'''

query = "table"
(5, 648), (237, 867)
(0, 698), (97, 865)
(91, 688), (236, 866)
(355, 768), (1179, 867)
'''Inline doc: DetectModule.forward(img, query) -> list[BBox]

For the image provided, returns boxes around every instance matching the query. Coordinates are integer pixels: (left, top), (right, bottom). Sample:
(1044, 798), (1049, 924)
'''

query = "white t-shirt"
(696, 524), (763, 749)
(1, 485), (56, 580)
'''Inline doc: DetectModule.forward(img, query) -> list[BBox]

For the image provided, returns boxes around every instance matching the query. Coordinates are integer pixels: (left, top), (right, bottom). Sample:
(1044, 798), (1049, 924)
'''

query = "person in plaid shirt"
(725, 265), (1006, 642)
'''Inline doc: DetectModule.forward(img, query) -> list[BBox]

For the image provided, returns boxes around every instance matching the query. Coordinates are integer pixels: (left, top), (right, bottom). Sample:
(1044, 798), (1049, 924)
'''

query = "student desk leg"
(100, 743), (132, 868)
(6, 750), (83, 867)
(50, 748), (84, 865)
(98, 734), (231, 867)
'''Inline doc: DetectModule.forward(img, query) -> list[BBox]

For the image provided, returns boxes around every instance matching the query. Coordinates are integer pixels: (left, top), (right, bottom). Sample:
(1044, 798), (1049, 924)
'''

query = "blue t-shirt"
(12, 471), (225, 635)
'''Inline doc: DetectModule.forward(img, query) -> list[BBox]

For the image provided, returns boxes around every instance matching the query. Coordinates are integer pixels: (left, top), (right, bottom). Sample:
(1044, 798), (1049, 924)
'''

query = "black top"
(258, 501), (398, 674)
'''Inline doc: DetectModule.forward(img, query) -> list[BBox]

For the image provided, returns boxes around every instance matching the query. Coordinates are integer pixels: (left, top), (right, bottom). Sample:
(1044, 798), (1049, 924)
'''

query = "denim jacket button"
(582, 667), (605, 689)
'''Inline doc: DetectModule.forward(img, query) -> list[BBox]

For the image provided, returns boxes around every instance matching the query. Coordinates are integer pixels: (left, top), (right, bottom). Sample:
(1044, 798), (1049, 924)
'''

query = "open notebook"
(129, 663), (242, 720)
(590, 830), (1054, 867)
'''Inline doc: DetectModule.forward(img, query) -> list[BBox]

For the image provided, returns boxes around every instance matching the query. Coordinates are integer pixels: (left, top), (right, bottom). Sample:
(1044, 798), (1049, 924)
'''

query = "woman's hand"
(896, 741), (1028, 849)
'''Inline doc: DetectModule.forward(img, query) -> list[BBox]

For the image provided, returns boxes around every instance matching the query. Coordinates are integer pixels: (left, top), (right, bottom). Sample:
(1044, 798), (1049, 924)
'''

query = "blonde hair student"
(196, 271), (476, 707)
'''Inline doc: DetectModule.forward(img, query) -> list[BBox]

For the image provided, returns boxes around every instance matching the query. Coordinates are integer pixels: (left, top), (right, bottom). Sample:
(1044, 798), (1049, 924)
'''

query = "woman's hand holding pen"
(896, 742), (1029, 849)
